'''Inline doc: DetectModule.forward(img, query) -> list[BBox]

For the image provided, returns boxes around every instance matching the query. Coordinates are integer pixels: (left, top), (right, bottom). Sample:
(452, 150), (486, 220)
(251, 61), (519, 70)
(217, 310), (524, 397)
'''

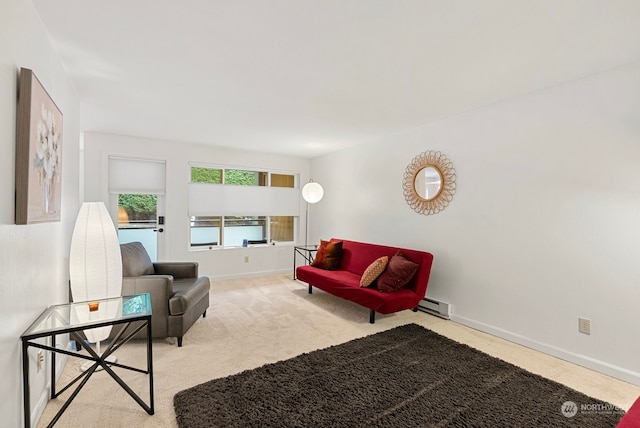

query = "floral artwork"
(33, 103), (62, 214)
(15, 68), (63, 224)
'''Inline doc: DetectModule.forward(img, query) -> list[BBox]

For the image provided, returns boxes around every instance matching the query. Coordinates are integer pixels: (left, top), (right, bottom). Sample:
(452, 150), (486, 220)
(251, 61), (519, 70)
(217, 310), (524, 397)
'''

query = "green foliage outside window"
(118, 194), (157, 220)
(225, 169), (261, 185)
(190, 167), (264, 186)
(191, 167), (222, 183)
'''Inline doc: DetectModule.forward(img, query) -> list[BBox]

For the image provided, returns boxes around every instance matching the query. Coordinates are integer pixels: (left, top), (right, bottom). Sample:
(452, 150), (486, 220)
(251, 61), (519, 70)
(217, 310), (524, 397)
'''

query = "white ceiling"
(33, 0), (640, 158)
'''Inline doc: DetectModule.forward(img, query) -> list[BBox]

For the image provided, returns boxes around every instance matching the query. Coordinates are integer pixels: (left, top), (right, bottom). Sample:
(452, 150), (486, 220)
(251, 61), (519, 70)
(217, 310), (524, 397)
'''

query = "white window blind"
(108, 157), (166, 195)
(188, 183), (299, 217)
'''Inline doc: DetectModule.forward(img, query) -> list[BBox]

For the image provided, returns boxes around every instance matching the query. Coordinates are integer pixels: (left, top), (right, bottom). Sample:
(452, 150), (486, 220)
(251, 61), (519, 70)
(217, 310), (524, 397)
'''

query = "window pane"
(191, 167), (222, 183)
(225, 170), (267, 186)
(271, 174), (294, 188)
(224, 216), (266, 246)
(190, 216), (221, 247)
(270, 216), (293, 242)
(118, 194), (157, 259)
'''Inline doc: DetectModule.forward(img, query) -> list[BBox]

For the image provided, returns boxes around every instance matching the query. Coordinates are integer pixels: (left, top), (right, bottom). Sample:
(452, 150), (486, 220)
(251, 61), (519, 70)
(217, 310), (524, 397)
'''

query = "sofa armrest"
(153, 262), (198, 279)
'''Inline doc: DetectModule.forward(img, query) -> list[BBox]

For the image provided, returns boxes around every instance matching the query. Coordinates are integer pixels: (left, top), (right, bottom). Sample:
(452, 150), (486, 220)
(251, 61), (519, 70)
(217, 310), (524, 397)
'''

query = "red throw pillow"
(376, 251), (419, 292)
(310, 240), (343, 270)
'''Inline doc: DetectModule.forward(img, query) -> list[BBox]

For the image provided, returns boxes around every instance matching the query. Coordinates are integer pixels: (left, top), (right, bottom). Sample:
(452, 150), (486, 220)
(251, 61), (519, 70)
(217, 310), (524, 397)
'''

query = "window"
(191, 167), (221, 184)
(190, 216), (221, 247)
(268, 174), (294, 242)
(224, 216), (266, 246)
(270, 216), (294, 242)
(189, 215), (272, 247)
(188, 166), (297, 248)
(108, 156), (166, 261)
(271, 173), (294, 188)
(225, 169), (267, 186)
(118, 194), (159, 260)
(191, 167), (267, 186)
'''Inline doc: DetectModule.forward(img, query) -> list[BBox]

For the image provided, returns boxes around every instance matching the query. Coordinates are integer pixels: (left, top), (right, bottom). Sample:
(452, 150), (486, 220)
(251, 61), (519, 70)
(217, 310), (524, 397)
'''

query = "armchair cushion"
(121, 242), (154, 276)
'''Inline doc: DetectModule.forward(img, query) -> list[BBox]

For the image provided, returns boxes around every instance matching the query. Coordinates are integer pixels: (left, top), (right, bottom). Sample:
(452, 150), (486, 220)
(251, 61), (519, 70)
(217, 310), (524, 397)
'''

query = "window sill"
(189, 242), (294, 251)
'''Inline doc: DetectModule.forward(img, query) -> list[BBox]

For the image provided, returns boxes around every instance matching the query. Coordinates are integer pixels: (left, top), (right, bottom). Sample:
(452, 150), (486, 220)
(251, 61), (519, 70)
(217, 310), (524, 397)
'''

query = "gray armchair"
(120, 242), (210, 347)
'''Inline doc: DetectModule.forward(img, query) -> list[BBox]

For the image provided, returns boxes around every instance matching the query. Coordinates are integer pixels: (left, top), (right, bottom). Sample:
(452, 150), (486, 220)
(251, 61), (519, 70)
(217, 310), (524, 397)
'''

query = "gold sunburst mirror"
(403, 150), (456, 215)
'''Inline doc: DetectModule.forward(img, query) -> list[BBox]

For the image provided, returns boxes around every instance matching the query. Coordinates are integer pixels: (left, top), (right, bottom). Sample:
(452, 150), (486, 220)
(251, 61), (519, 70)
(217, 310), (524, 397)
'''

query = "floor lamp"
(69, 202), (123, 369)
(302, 180), (324, 246)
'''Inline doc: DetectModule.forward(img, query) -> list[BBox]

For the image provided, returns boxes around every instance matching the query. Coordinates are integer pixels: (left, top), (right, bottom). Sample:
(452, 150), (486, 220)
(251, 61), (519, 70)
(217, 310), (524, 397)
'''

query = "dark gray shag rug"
(174, 324), (624, 427)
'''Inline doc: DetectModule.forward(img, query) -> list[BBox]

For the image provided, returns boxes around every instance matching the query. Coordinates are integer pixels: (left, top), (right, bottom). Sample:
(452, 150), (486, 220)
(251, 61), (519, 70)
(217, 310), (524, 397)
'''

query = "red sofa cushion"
(296, 265), (420, 314)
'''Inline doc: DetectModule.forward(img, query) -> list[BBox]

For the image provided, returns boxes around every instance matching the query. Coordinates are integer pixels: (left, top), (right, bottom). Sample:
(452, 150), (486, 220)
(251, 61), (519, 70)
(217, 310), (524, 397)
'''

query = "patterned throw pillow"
(376, 251), (419, 292)
(360, 256), (389, 287)
(310, 240), (343, 270)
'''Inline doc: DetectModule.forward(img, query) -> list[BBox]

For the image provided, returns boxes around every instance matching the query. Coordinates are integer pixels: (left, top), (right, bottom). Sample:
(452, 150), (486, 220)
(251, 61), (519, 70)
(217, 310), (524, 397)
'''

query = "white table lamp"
(69, 202), (122, 358)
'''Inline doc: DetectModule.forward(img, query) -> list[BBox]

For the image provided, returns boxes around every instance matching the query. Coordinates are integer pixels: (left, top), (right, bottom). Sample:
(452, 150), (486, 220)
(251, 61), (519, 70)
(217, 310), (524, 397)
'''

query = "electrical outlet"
(578, 317), (591, 335)
(244, 256), (249, 263)
(36, 350), (44, 372)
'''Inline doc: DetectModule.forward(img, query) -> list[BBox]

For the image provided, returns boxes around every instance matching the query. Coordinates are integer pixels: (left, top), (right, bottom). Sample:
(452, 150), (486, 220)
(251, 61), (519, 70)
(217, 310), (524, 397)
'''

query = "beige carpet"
(38, 274), (640, 427)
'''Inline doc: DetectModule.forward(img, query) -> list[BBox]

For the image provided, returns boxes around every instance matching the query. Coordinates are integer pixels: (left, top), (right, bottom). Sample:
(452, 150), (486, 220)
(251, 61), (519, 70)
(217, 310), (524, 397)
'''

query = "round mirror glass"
(414, 166), (442, 200)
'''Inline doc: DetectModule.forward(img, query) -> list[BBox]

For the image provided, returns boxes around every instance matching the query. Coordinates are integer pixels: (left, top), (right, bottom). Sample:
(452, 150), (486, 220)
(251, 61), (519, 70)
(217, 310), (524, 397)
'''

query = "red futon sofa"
(296, 238), (434, 323)
(617, 396), (640, 427)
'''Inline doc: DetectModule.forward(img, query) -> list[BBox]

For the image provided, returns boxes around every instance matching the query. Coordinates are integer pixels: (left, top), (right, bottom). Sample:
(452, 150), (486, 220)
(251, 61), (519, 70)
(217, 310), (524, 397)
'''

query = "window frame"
(188, 164), (298, 250)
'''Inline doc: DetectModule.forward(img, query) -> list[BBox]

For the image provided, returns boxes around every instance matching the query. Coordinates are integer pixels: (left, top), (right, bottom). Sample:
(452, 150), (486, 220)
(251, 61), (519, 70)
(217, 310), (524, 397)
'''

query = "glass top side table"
(21, 293), (154, 428)
(23, 293), (152, 338)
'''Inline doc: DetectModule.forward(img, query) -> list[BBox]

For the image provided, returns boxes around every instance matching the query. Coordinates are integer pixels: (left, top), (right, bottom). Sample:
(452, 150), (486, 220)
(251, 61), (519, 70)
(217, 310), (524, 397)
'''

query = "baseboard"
(32, 387), (49, 428)
(32, 341), (72, 427)
(209, 268), (291, 281)
(451, 314), (640, 386)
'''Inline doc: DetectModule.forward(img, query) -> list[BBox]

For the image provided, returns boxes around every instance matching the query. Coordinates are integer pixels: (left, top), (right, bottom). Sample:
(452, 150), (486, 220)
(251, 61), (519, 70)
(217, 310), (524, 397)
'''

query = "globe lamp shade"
(302, 182), (324, 204)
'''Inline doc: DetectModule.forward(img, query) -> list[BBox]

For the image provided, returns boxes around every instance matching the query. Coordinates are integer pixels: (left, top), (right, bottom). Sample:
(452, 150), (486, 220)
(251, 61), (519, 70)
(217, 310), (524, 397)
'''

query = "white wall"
(310, 60), (640, 385)
(0, 0), (80, 426)
(83, 132), (310, 279)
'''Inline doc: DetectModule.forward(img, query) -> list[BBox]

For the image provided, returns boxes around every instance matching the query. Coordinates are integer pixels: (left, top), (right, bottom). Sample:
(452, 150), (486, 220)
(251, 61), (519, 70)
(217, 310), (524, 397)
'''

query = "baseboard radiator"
(417, 297), (451, 320)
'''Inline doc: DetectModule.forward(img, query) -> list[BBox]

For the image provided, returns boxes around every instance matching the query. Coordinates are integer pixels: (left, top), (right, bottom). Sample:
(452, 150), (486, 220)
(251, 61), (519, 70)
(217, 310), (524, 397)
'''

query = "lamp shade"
(69, 202), (122, 343)
(302, 181), (324, 204)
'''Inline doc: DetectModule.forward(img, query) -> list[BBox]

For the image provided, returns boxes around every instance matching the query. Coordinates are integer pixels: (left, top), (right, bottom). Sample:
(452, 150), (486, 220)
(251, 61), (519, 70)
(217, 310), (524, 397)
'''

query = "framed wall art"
(15, 68), (63, 224)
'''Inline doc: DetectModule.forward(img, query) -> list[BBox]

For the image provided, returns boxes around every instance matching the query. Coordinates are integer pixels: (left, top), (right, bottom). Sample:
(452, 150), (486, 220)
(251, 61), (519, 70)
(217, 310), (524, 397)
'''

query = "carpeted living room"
(3, 1), (640, 428)
(35, 275), (640, 427)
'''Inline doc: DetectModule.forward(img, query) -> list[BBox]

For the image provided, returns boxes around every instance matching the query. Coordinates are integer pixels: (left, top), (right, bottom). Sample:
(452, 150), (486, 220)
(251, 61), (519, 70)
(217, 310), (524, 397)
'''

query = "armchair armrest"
(153, 262), (199, 279)
(122, 275), (174, 337)
(122, 275), (174, 300)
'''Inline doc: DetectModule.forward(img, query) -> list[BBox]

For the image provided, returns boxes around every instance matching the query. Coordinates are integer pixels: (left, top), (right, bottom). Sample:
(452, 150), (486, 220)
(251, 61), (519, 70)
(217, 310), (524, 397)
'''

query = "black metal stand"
(22, 316), (153, 428)
(293, 245), (318, 279)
